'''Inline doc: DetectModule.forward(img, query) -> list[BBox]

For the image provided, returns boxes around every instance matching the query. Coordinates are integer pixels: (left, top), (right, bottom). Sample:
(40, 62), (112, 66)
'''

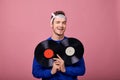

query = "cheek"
(52, 26), (55, 30)
(52, 24), (57, 29)
(63, 25), (66, 29)
(51, 26), (56, 30)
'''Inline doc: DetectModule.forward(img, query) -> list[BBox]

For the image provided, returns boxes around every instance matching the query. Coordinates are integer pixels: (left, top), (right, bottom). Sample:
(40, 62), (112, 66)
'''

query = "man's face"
(52, 18), (66, 36)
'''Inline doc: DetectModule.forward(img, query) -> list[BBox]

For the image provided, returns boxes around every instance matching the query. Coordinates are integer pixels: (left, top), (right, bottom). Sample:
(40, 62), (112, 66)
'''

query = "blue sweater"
(32, 37), (86, 80)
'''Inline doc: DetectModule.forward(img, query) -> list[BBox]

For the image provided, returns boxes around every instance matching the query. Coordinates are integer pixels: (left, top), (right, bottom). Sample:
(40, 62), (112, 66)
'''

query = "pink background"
(0, 0), (120, 80)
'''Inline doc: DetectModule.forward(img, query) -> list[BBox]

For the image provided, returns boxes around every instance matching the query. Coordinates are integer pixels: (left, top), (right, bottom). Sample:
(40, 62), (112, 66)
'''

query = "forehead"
(54, 18), (66, 22)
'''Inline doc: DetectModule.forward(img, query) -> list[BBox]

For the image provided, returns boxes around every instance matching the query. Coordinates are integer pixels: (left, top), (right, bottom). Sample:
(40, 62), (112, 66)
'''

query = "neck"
(51, 34), (64, 41)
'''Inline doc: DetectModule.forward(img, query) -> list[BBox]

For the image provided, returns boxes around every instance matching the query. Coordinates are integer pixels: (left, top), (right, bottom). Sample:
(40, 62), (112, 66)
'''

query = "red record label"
(44, 49), (54, 58)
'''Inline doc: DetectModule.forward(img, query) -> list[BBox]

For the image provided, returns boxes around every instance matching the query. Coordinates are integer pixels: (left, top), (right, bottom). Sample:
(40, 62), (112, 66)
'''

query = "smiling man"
(32, 11), (86, 80)
(50, 11), (67, 40)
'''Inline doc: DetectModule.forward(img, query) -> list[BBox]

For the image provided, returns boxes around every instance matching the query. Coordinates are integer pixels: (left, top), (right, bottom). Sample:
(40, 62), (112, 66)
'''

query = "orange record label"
(44, 49), (54, 58)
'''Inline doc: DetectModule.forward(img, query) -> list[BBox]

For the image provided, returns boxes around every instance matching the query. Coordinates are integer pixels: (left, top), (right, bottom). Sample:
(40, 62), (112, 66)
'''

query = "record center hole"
(44, 49), (54, 58)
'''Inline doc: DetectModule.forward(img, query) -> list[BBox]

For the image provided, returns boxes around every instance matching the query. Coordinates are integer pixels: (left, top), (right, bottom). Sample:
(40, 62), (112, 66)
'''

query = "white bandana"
(50, 13), (66, 23)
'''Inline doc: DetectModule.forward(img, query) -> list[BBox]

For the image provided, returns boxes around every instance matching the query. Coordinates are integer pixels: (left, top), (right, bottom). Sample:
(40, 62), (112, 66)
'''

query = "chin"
(57, 33), (64, 36)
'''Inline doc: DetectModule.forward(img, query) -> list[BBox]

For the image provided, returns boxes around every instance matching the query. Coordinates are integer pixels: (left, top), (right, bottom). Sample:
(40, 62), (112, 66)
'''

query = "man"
(32, 11), (86, 80)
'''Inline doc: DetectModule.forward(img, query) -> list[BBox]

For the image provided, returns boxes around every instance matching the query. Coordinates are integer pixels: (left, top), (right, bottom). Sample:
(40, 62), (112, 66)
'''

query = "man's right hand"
(51, 60), (60, 75)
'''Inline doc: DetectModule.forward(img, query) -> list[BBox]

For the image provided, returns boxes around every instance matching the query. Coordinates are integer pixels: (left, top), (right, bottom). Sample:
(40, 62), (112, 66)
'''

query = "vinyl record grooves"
(60, 38), (84, 66)
(34, 40), (61, 68)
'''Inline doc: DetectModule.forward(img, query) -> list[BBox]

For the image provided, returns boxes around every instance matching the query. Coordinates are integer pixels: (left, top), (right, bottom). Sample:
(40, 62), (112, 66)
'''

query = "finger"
(57, 54), (62, 60)
(53, 58), (59, 61)
(54, 61), (60, 65)
(53, 58), (61, 62)
(57, 67), (61, 71)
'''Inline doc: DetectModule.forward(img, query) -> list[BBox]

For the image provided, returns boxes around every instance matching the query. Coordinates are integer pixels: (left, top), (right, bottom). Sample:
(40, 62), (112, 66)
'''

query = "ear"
(50, 23), (53, 27)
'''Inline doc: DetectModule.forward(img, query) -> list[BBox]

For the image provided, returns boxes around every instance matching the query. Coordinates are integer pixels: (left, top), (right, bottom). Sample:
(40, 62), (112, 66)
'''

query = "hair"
(51, 10), (66, 24)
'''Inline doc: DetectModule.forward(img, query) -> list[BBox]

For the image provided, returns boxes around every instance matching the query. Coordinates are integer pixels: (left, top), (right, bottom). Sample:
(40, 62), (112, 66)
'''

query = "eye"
(56, 21), (60, 24)
(62, 21), (66, 25)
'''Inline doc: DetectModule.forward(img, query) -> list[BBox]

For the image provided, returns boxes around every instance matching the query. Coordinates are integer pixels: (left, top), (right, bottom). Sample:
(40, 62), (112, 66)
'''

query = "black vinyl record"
(60, 38), (84, 66)
(34, 40), (61, 68)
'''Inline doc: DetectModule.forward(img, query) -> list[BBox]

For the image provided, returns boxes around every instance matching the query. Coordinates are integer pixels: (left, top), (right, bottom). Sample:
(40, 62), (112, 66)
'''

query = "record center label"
(65, 46), (75, 56)
(44, 49), (54, 58)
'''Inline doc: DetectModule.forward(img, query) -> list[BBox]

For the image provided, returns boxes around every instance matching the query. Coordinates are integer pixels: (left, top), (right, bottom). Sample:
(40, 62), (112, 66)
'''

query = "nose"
(59, 22), (63, 27)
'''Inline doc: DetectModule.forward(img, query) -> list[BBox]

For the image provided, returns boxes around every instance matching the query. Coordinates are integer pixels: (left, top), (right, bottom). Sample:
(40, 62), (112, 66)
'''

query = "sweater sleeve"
(32, 57), (53, 79)
(64, 57), (86, 77)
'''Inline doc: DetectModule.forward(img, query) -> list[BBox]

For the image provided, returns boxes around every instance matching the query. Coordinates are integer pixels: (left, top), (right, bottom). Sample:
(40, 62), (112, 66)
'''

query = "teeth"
(57, 28), (64, 30)
(58, 28), (63, 30)
(59, 29), (62, 30)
